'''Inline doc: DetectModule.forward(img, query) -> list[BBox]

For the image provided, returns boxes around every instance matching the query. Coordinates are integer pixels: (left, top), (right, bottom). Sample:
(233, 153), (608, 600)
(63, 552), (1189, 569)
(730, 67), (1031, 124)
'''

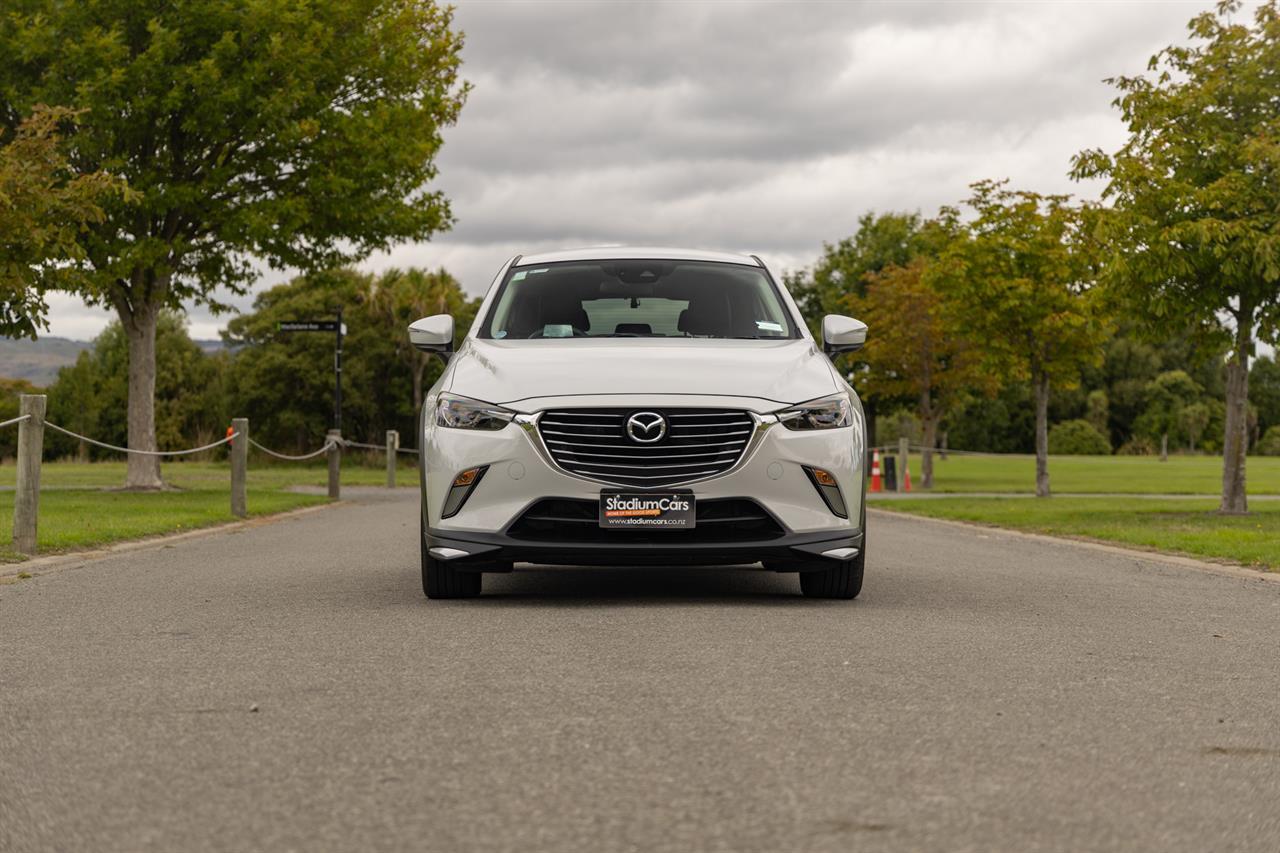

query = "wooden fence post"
(327, 429), (342, 500)
(898, 436), (909, 493)
(386, 430), (398, 489)
(13, 394), (47, 555)
(231, 417), (248, 518)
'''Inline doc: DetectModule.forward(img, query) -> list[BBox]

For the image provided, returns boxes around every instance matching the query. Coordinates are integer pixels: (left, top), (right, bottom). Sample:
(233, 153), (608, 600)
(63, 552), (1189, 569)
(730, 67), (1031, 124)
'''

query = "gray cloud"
(41, 0), (1221, 339)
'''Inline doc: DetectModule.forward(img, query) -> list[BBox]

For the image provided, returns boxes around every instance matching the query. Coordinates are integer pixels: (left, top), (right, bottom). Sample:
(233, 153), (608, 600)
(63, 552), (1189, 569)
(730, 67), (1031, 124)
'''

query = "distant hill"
(0, 337), (92, 387)
(0, 336), (228, 386)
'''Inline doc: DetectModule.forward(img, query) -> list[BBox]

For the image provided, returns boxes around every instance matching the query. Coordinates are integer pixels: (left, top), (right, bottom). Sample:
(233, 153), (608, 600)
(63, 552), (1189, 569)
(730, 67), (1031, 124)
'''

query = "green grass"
(0, 487), (327, 561)
(892, 453), (1280, 495)
(876, 497), (1280, 570)
(0, 457), (415, 562)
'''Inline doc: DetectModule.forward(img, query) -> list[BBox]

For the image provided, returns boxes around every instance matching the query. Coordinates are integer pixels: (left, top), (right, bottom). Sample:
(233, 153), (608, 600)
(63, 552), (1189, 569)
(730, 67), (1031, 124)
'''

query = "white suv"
(409, 247), (869, 599)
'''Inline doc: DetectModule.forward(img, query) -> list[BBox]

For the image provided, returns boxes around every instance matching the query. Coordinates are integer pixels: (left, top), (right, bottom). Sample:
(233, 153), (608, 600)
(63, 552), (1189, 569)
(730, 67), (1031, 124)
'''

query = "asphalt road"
(2, 488), (1278, 853)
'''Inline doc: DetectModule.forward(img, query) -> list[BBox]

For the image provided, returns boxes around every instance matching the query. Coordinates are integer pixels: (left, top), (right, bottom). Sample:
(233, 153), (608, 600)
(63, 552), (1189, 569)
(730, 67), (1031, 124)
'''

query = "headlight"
(436, 393), (514, 430)
(776, 393), (852, 431)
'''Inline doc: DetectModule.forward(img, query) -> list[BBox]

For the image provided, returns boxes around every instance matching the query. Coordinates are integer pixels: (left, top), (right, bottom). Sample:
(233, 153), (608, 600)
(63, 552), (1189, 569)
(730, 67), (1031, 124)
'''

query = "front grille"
(537, 408), (754, 486)
(508, 498), (785, 543)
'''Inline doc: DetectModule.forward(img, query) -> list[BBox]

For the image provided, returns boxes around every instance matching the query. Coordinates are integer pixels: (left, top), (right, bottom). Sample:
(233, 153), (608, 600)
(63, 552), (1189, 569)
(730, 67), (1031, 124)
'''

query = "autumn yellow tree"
(849, 257), (988, 488)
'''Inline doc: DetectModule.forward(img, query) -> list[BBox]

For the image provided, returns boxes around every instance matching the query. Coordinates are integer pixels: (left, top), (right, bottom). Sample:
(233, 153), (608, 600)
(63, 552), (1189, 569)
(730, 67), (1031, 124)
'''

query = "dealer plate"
(599, 491), (696, 529)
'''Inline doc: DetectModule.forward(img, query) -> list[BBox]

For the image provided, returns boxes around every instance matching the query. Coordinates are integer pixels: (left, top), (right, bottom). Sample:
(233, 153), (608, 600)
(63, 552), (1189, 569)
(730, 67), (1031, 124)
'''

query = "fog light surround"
(442, 466), (488, 518)
(804, 465), (848, 519)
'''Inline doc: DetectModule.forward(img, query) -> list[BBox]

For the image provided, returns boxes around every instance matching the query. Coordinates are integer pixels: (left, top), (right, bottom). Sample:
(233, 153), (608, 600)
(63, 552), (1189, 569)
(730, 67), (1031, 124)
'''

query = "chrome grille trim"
(535, 407), (758, 487)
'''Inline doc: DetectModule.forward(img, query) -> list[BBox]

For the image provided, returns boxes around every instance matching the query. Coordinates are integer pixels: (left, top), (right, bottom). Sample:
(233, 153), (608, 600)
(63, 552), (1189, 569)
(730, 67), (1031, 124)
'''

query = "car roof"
(514, 246), (763, 267)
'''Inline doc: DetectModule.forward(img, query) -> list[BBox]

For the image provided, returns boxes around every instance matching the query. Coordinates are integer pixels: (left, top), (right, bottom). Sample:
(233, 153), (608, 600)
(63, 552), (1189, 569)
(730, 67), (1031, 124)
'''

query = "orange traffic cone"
(902, 460), (912, 492)
(870, 449), (882, 493)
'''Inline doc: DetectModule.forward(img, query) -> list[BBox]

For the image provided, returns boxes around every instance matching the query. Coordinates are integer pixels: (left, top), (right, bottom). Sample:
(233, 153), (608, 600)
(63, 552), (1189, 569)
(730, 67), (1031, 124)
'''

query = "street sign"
(279, 320), (339, 332)
(278, 314), (346, 431)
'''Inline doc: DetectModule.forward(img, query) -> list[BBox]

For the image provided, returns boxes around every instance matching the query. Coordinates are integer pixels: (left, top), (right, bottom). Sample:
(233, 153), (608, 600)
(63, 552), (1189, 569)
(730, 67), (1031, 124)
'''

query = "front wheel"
(421, 515), (481, 599)
(798, 553), (864, 599)
(799, 513), (866, 599)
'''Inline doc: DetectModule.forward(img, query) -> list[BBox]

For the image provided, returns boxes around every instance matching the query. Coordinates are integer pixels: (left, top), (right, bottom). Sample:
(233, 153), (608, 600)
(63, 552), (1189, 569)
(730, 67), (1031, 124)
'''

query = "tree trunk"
(119, 299), (163, 489)
(921, 415), (937, 490)
(1220, 318), (1251, 514)
(1034, 372), (1050, 498)
(1160, 433), (1168, 462)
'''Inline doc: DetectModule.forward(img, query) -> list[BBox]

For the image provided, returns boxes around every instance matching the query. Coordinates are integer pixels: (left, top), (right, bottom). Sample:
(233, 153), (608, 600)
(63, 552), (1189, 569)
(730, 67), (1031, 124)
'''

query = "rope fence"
(44, 422), (239, 457)
(248, 437), (336, 461)
(2, 393), (416, 556)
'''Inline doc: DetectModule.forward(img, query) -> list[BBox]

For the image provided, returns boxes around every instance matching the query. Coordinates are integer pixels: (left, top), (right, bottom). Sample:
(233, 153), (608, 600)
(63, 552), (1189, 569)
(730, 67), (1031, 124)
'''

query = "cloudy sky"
(45, 0), (1218, 340)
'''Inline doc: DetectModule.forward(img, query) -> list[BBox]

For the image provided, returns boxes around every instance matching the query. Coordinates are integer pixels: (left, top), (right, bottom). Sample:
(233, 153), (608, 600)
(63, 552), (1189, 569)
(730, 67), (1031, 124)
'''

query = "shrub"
(1257, 425), (1280, 456)
(1117, 436), (1157, 455)
(1048, 419), (1112, 455)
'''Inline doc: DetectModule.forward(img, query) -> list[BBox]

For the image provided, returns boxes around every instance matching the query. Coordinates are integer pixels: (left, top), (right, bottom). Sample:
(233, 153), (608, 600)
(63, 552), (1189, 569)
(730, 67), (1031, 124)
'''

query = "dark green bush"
(1048, 419), (1112, 455)
(1257, 425), (1280, 457)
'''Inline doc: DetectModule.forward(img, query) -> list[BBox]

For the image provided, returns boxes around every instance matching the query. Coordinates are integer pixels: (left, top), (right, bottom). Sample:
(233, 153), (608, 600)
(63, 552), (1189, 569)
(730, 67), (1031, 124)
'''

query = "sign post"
(278, 313), (346, 432)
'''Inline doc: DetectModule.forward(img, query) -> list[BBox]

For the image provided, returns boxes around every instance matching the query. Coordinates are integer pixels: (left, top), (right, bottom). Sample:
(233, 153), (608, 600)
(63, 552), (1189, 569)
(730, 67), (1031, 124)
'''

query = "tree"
(0, 106), (126, 338)
(792, 211), (937, 448)
(939, 181), (1109, 497)
(44, 311), (229, 460)
(0, 1), (468, 488)
(1071, 0), (1280, 513)
(1179, 402), (1212, 453)
(226, 268), (436, 452)
(847, 255), (988, 488)
(1251, 356), (1280, 439)
(1134, 370), (1203, 460)
(1085, 389), (1110, 439)
(372, 268), (478, 412)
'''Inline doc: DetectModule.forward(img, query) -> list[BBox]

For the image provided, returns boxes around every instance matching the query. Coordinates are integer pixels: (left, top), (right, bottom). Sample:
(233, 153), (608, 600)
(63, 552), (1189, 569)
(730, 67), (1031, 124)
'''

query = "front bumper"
(419, 392), (866, 566)
(425, 527), (864, 569)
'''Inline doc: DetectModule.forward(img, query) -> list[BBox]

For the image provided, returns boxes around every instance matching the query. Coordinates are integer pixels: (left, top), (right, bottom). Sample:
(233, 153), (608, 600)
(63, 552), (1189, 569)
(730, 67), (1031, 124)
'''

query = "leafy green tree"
(0, 377), (41, 459)
(0, 0), (467, 488)
(371, 268), (478, 412)
(939, 181), (1109, 497)
(1134, 370), (1203, 459)
(44, 311), (229, 460)
(0, 106), (126, 338)
(1179, 402), (1212, 453)
(226, 268), (436, 452)
(1251, 356), (1280, 438)
(1085, 389), (1110, 439)
(1071, 0), (1280, 513)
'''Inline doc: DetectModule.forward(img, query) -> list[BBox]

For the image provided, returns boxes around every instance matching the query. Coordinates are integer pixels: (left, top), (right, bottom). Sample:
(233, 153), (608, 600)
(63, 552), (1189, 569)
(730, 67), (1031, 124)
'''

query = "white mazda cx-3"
(409, 247), (869, 599)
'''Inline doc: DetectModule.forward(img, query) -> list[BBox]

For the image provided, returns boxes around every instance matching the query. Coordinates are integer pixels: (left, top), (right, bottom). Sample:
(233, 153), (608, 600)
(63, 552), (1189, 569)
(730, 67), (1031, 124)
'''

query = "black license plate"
(599, 491), (696, 529)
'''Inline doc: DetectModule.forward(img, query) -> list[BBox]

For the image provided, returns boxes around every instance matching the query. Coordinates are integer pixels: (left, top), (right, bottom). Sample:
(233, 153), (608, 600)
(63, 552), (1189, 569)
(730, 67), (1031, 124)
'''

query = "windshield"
(478, 260), (799, 340)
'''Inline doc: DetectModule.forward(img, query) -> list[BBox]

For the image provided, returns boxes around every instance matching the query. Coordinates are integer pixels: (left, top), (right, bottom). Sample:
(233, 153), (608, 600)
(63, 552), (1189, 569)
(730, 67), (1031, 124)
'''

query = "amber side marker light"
(803, 465), (848, 519)
(442, 466), (488, 518)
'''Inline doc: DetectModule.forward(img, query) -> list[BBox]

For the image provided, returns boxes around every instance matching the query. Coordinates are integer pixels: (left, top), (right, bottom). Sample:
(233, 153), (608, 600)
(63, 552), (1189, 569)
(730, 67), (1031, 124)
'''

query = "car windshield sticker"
(544, 324), (574, 337)
(756, 320), (784, 332)
(511, 271), (527, 282)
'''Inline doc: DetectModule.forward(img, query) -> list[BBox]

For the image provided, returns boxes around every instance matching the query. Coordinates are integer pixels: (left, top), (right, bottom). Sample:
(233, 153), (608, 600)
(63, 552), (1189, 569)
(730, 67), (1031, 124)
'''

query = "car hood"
(446, 338), (840, 409)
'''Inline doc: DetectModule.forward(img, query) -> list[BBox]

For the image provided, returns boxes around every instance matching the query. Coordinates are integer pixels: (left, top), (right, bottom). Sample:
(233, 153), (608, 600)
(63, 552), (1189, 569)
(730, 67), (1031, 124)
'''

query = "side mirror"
(821, 314), (867, 356)
(409, 314), (455, 362)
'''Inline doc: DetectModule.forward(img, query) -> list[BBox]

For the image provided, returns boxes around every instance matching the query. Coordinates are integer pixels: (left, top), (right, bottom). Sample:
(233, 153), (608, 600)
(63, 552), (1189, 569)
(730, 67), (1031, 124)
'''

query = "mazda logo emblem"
(626, 411), (667, 444)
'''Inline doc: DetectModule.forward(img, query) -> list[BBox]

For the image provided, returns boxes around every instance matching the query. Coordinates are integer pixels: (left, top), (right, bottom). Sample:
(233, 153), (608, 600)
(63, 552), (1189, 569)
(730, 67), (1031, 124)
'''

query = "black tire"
(421, 514), (481, 599)
(799, 510), (866, 599)
(798, 552), (864, 599)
